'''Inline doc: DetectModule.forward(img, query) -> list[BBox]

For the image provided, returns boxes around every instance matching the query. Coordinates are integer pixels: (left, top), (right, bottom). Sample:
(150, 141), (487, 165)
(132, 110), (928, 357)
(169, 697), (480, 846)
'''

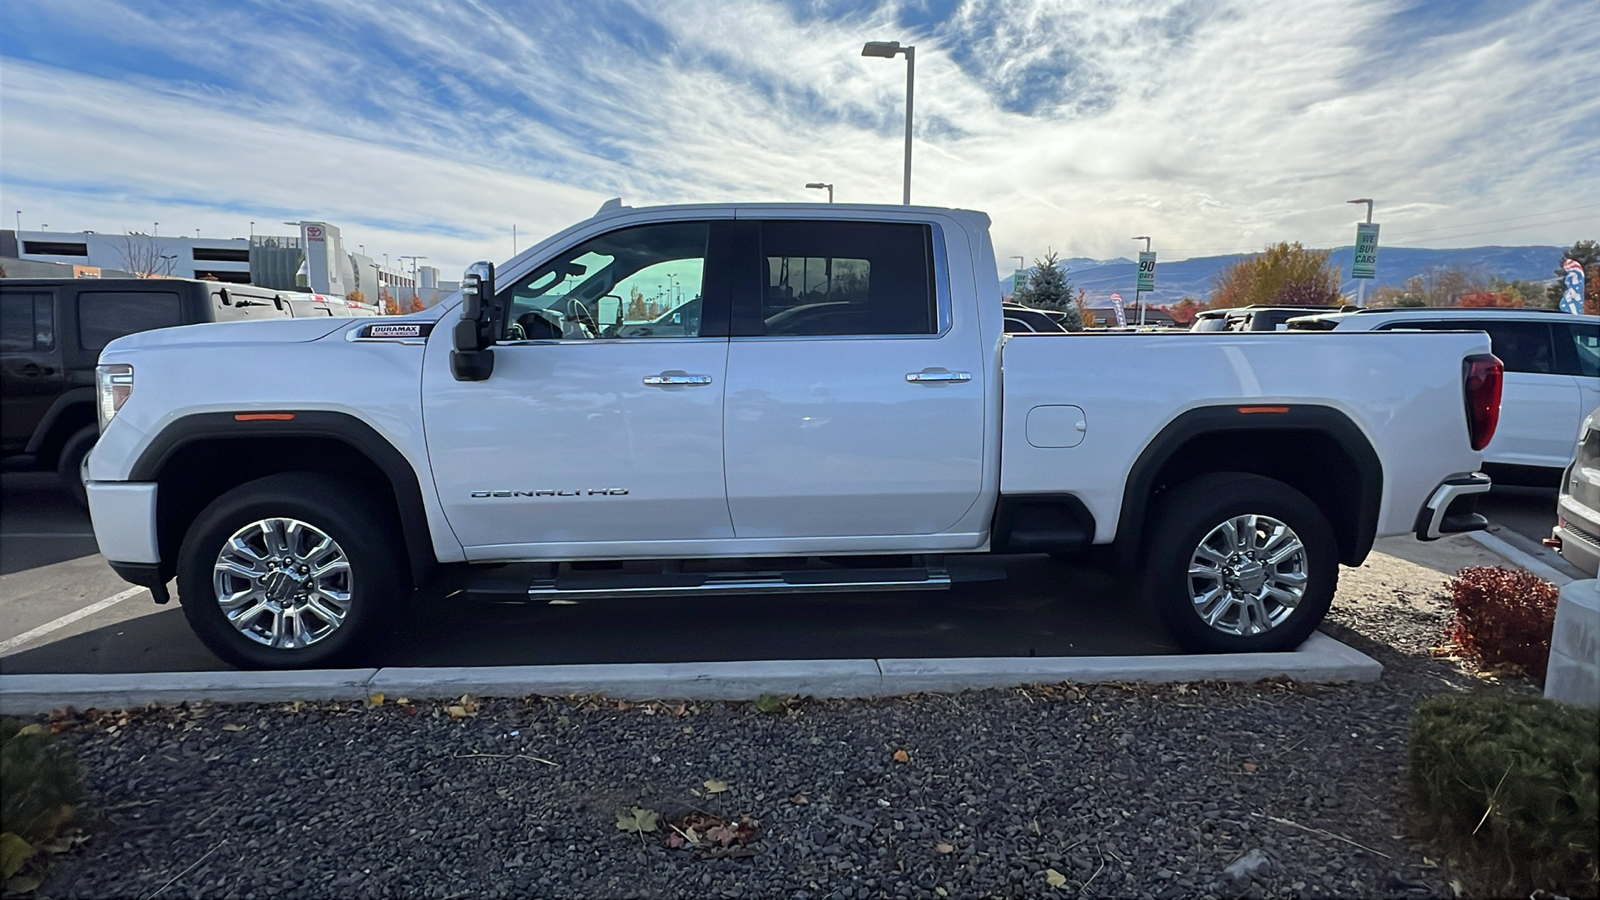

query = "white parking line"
(0, 586), (148, 655)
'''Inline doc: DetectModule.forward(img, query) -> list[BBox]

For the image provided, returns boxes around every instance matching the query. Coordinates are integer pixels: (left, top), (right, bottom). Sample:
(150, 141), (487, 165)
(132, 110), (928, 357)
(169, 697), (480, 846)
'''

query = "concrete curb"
(1467, 530), (1574, 586)
(0, 634), (1382, 716)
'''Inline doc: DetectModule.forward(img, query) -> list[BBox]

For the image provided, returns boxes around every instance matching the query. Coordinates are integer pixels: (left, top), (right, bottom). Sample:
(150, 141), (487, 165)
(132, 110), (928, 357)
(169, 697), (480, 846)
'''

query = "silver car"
(1551, 409), (1600, 576)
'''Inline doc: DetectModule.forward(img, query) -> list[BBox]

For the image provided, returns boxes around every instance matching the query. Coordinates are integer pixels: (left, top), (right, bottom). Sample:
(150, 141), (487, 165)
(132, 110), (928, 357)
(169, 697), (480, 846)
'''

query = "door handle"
(19, 363), (43, 377)
(643, 373), (713, 386)
(905, 371), (972, 383)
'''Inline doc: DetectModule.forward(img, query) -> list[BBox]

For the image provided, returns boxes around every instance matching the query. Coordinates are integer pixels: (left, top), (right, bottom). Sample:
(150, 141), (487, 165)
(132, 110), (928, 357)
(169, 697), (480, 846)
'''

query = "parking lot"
(0, 470), (1564, 676)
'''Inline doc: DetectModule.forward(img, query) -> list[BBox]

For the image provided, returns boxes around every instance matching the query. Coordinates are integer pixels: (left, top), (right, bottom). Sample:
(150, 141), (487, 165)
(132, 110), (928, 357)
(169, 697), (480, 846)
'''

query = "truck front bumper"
(1414, 472), (1492, 541)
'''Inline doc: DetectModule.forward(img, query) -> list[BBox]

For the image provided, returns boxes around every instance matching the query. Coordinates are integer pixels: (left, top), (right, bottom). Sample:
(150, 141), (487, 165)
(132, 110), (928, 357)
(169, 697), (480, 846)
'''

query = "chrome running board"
(525, 567), (950, 602)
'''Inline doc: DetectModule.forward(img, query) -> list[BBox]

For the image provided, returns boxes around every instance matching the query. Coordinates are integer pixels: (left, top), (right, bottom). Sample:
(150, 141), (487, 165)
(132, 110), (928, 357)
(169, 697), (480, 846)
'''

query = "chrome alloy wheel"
(212, 518), (353, 649)
(1185, 514), (1309, 636)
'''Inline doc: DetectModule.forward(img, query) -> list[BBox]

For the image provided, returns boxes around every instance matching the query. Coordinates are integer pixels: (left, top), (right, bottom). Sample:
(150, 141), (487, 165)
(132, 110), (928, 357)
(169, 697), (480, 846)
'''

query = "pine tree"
(1013, 249), (1082, 330)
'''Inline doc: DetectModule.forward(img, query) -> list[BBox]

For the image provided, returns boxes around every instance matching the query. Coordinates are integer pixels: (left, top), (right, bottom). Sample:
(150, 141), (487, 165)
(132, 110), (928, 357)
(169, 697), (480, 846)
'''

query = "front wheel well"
(148, 435), (432, 586)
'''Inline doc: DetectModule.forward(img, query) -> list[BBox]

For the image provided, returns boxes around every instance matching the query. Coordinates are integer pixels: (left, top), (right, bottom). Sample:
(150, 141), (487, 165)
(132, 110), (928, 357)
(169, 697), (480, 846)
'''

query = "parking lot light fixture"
(805, 182), (835, 203)
(861, 40), (915, 205)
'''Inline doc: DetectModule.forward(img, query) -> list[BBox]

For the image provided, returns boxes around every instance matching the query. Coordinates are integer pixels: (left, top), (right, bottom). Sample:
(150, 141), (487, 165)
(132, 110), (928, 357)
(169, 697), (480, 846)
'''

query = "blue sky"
(1, 0), (1597, 278)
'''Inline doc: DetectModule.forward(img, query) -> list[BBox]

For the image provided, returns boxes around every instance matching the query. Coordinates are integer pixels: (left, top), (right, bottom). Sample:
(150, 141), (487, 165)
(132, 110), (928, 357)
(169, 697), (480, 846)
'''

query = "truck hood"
(102, 317), (353, 353)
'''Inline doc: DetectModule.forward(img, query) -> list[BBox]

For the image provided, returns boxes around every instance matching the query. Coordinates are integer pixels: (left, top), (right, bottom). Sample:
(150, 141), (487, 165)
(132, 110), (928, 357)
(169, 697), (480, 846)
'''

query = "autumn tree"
(1167, 296), (1201, 325)
(1456, 290), (1523, 308)
(1207, 242), (1342, 309)
(347, 289), (366, 305)
(380, 289), (400, 316)
(1074, 288), (1096, 328)
(408, 296), (425, 313)
(1013, 249), (1082, 330)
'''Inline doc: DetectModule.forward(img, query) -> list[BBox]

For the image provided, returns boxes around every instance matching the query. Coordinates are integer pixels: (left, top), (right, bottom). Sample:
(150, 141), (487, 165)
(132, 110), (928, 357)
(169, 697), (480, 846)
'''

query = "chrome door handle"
(643, 373), (713, 386)
(905, 371), (972, 383)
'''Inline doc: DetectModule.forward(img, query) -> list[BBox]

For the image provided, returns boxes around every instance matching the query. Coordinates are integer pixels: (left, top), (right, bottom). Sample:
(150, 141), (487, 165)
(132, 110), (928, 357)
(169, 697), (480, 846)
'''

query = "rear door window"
(1378, 319), (1556, 375)
(737, 220), (936, 337)
(78, 290), (184, 350)
(0, 291), (55, 352)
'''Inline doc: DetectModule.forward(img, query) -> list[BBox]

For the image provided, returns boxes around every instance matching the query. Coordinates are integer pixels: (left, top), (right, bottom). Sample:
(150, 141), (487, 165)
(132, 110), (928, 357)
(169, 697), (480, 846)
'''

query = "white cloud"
(1, 0), (1596, 279)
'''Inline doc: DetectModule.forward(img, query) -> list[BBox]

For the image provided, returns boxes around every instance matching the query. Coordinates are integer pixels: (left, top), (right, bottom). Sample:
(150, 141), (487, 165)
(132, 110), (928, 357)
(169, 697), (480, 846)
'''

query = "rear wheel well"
(150, 436), (426, 586)
(1116, 409), (1383, 569)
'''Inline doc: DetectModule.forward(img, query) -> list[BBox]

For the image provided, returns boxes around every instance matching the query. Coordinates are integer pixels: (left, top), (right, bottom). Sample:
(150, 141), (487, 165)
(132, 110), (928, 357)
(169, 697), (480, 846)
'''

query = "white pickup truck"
(85, 202), (1505, 669)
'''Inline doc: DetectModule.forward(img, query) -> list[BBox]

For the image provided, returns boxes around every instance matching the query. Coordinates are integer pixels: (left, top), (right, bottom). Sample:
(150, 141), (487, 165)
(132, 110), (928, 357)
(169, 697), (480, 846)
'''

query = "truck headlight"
(96, 364), (134, 432)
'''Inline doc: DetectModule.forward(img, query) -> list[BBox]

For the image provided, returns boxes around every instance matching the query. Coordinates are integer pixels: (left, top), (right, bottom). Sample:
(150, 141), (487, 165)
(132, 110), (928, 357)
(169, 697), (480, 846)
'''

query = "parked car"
(1549, 410), (1600, 577)
(0, 277), (293, 505)
(85, 201), (1500, 669)
(279, 291), (382, 318)
(1287, 307), (1599, 484)
(1195, 305), (1357, 332)
(1002, 304), (1068, 333)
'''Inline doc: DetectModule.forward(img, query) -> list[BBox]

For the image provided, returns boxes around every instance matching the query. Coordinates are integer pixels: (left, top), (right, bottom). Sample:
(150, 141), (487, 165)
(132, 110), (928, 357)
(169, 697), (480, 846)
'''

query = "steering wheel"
(569, 298), (597, 339)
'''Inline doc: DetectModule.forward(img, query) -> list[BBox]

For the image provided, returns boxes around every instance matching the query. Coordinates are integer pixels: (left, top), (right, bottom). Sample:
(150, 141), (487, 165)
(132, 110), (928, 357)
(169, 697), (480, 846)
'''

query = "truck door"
(721, 219), (986, 538)
(0, 287), (65, 454)
(422, 220), (736, 550)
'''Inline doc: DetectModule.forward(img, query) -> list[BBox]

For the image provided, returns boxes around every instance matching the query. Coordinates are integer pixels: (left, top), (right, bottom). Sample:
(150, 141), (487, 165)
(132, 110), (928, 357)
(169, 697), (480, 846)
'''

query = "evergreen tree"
(1013, 249), (1082, 330)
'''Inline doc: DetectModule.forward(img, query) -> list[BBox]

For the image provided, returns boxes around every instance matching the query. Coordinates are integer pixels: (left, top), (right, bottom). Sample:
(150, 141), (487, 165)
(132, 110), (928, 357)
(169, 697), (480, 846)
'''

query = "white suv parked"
(1289, 308), (1600, 483)
(1552, 410), (1600, 576)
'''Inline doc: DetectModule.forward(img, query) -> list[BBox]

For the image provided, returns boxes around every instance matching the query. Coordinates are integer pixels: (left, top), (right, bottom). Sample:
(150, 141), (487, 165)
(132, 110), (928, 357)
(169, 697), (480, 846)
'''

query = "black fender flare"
(1114, 404), (1384, 567)
(24, 387), (96, 456)
(130, 410), (438, 585)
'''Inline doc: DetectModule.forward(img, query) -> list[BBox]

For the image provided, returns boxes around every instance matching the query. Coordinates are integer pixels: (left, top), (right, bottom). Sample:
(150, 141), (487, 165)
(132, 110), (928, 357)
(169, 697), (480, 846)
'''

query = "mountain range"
(1002, 245), (1566, 307)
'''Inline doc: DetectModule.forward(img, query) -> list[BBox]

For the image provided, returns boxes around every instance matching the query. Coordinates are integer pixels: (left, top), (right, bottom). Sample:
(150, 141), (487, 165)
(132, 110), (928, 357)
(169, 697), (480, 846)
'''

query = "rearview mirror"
(451, 260), (498, 382)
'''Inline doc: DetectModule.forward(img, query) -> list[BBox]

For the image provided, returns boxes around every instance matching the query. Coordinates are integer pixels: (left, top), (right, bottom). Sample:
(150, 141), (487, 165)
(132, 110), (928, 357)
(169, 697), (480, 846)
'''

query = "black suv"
(1, 278), (293, 504)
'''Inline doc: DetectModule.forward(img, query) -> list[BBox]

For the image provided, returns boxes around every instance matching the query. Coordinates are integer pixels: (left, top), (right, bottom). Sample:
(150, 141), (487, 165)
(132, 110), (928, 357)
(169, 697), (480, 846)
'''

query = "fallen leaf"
(934, 842), (954, 854)
(892, 749), (910, 764)
(754, 694), (786, 715)
(789, 793), (809, 805)
(446, 706), (470, 719)
(1046, 868), (1068, 889)
(368, 693), (385, 707)
(0, 833), (33, 881)
(280, 701), (305, 714)
(704, 779), (729, 794)
(222, 724), (247, 732)
(615, 807), (660, 834)
(5, 875), (40, 895)
(15, 723), (43, 737)
(935, 888), (948, 898)
(667, 831), (685, 849)
(396, 697), (410, 705)
(1243, 761), (1258, 773)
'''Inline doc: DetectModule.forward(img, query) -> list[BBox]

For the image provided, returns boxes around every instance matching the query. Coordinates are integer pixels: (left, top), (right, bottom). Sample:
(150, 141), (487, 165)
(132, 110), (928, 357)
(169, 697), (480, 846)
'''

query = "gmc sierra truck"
(84, 202), (1504, 669)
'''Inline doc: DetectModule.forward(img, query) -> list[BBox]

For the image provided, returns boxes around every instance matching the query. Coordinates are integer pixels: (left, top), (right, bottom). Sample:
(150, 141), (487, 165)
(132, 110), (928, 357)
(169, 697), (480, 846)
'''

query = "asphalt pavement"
(0, 470), (1564, 676)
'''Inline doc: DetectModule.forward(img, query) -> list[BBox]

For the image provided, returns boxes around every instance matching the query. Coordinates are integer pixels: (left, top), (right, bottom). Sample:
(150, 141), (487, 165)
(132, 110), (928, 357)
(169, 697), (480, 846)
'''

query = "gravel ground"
(31, 544), (1537, 899)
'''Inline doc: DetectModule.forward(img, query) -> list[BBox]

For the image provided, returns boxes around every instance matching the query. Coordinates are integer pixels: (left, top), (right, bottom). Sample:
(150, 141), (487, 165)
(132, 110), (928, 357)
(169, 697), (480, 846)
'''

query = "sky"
(1, 0), (1597, 279)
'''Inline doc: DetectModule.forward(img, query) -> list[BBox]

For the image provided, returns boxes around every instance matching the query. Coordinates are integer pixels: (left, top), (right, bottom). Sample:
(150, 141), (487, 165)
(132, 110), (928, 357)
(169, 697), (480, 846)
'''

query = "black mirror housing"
(451, 260), (499, 381)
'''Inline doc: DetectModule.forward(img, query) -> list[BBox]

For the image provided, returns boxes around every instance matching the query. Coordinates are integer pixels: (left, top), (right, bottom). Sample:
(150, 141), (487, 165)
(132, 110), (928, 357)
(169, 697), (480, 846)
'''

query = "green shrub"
(1, 718), (82, 892)
(1410, 694), (1599, 898)
(1444, 566), (1559, 682)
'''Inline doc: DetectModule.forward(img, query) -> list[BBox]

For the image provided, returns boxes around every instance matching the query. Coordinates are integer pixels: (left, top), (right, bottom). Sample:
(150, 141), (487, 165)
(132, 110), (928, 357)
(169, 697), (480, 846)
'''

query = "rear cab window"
(78, 290), (184, 350)
(737, 220), (937, 337)
(1377, 319), (1557, 375)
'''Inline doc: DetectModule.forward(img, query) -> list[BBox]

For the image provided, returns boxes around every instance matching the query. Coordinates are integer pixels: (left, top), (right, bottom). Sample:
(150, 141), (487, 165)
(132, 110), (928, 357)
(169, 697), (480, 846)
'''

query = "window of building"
(22, 241), (89, 257)
(192, 247), (251, 263)
(0, 291), (56, 352)
(78, 291), (184, 350)
(739, 221), (935, 337)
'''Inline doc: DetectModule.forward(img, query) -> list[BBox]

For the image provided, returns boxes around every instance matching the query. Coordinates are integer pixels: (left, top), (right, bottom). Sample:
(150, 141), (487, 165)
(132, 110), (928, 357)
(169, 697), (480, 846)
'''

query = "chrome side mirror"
(451, 260), (497, 382)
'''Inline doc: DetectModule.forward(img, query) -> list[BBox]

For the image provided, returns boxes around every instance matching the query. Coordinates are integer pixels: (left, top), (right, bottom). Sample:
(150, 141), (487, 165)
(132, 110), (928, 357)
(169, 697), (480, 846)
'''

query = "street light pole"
(1347, 198), (1374, 308)
(862, 41), (916, 205)
(1132, 235), (1152, 327)
(805, 182), (835, 203)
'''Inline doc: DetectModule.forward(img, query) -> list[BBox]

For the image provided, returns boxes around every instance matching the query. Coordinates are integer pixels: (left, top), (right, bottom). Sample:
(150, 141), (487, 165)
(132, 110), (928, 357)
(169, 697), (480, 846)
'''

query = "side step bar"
(526, 566), (951, 601)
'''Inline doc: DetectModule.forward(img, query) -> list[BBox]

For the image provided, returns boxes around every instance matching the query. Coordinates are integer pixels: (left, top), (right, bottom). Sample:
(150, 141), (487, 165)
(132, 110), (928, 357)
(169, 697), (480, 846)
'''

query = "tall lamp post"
(1132, 236), (1152, 327)
(805, 182), (835, 203)
(1346, 198), (1374, 308)
(861, 40), (915, 205)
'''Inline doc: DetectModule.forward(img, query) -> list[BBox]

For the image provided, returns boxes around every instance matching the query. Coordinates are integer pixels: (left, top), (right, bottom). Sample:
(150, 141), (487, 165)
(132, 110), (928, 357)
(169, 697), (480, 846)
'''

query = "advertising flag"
(1136, 252), (1156, 292)
(1110, 293), (1127, 327)
(1352, 223), (1380, 279)
(1561, 259), (1586, 315)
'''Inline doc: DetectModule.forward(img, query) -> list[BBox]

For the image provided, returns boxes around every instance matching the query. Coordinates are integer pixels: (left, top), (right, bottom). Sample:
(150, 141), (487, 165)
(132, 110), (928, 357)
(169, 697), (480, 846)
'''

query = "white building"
(10, 230), (253, 282)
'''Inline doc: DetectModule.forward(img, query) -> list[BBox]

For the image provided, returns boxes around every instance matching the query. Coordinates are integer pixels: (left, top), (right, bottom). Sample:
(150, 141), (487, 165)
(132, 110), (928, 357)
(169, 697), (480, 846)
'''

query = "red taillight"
(1463, 353), (1503, 451)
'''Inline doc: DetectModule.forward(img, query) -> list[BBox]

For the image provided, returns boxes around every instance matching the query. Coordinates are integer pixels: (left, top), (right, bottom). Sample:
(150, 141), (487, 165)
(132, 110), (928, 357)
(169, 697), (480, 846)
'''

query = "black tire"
(56, 426), (97, 509)
(1142, 472), (1338, 654)
(177, 472), (407, 669)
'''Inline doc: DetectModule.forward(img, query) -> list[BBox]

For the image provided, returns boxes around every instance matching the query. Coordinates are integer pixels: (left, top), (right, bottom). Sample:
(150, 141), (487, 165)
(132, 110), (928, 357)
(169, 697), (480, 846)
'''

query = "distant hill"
(1002, 245), (1564, 306)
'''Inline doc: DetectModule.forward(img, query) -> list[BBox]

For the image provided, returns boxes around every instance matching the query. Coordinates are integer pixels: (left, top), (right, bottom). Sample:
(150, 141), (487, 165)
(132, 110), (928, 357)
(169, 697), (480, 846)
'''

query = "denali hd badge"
(471, 488), (630, 498)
